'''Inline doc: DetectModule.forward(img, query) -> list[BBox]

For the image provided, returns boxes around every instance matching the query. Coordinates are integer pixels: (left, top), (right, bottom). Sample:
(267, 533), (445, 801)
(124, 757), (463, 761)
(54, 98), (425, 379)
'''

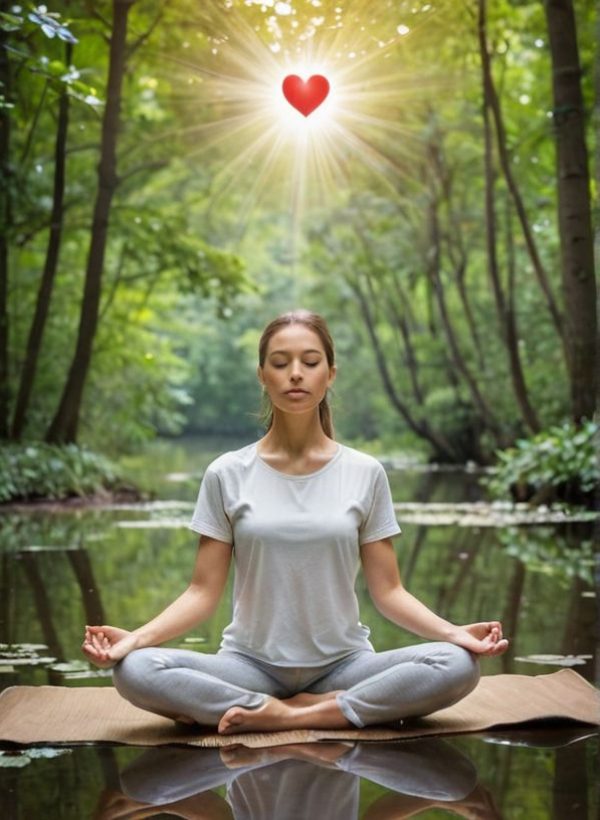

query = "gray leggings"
(113, 641), (480, 728)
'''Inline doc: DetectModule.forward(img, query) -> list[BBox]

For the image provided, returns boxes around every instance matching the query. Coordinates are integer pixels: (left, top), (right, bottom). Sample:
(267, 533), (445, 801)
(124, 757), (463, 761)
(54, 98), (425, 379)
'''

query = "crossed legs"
(113, 642), (480, 733)
(218, 642), (480, 732)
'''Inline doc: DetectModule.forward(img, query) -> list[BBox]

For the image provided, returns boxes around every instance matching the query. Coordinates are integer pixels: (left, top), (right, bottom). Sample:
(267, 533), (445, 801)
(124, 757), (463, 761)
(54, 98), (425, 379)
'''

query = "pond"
(0, 435), (597, 818)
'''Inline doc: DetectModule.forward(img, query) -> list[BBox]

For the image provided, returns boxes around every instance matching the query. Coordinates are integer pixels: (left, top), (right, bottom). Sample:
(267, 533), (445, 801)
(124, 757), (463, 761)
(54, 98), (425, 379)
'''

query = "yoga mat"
(0, 669), (598, 749)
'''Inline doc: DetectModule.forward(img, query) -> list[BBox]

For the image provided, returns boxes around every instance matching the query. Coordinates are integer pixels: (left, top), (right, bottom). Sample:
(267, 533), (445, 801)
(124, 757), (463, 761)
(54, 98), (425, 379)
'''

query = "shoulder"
(339, 444), (387, 477)
(202, 441), (257, 478)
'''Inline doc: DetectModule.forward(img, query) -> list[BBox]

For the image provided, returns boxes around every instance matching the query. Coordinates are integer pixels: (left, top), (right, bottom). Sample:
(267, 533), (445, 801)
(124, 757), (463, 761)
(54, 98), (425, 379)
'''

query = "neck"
(261, 408), (332, 456)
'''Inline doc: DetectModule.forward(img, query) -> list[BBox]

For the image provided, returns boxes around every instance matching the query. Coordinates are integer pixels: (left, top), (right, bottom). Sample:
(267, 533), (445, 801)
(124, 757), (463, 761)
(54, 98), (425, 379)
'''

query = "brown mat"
(0, 669), (598, 748)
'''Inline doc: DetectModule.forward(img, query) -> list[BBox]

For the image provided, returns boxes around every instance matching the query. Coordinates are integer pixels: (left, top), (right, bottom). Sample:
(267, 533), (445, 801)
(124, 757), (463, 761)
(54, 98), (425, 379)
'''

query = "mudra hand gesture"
(450, 622), (509, 657)
(82, 625), (139, 669)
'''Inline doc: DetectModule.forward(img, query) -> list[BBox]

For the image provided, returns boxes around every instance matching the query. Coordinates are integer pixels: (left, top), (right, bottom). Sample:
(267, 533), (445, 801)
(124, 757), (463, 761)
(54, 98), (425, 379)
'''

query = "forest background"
(0, 0), (597, 493)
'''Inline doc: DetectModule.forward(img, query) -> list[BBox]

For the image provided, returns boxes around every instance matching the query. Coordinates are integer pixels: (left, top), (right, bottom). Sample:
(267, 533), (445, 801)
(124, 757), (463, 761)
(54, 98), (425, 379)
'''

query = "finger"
(91, 633), (105, 652)
(488, 639), (509, 656)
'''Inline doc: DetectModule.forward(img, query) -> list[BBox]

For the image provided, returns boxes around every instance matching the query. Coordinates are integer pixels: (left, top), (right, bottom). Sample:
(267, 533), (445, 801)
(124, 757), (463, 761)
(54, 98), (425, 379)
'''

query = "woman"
(83, 309), (508, 734)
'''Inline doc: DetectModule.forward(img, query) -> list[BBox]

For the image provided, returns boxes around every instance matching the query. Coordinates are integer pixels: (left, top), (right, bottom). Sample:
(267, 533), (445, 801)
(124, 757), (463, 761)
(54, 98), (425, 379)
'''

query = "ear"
(328, 364), (337, 386)
(256, 365), (264, 387)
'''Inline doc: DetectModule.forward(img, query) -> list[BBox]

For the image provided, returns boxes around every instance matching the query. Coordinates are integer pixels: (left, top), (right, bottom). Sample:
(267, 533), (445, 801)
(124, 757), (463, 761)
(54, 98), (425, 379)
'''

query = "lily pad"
(48, 660), (90, 673)
(514, 654), (592, 667)
(116, 519), (186, 529)
(0, 643), (56, 666)
(21, 747), (72, 759)
(0, 754), (30, 768)
(0, 748), (72, 768)
(0, 643), (48, 653)
(393, 501), (598, 527)
(3, 656), (56, 666)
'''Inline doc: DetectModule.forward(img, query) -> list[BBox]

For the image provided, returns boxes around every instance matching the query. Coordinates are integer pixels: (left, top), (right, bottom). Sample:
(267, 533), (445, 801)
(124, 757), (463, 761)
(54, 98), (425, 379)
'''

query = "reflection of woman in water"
(83, 309), (508, 734)
(94, 739), (502, 820)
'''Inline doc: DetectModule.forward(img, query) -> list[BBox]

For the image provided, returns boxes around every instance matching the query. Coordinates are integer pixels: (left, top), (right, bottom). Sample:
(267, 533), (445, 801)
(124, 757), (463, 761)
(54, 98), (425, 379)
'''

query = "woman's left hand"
(448, 621), (509, 656)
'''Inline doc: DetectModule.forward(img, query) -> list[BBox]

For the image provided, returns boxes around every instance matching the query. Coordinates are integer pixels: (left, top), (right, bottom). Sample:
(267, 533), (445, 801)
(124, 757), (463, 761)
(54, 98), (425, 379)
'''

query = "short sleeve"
(359, 462), (402, 545)
(189, 466), (233, 543)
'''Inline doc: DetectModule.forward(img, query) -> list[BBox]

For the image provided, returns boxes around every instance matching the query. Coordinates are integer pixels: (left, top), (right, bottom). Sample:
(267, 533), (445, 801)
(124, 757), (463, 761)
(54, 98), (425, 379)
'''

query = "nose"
(290, 359), (303, 381)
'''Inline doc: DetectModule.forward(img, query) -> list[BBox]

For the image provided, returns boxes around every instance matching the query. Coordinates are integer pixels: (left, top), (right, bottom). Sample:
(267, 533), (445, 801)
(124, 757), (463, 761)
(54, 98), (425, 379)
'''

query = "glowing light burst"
(152, 1), (450, 243)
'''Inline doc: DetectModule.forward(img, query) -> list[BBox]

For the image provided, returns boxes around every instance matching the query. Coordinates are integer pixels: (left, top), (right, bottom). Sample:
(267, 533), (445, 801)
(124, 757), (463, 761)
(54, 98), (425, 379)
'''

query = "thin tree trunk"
(348, 272), (461, 461)
(46, 0), (135, 443)
(426, 192), (506, 444)
(478, 0), (542, 435)
(0, 1), (12, 439)
(12, 42), (72, 439)
(479, 0), (566, 349)
(434, 157), (487, 373)
(452, 257), (487, 374)
(504, 196), (541, 432)
(544, 0), (597, 422)
(353, 225), (428, 406)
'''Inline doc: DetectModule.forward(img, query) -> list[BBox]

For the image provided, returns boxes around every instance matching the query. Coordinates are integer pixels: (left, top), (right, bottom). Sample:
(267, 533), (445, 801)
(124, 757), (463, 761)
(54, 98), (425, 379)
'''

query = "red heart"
(282, 74), (330, 117)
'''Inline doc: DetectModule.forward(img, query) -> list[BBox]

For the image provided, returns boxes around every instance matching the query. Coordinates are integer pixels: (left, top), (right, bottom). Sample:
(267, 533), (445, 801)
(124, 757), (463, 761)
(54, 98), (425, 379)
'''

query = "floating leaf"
(48, 660), (89, 673)
(0, 754), (30, 768)
(22, 748), (72, 759)
(0, 643), (48, 653)
(514, 654), (592, 667)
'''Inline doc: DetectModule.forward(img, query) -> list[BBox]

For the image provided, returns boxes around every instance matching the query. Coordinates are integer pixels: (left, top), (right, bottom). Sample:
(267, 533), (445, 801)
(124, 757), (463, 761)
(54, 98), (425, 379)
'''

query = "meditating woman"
(82, 308), (508, 734)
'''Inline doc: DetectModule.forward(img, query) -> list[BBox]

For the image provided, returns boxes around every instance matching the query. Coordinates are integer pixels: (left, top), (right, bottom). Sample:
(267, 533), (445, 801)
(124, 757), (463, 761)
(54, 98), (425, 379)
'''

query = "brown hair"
(257, 309), (336, 439)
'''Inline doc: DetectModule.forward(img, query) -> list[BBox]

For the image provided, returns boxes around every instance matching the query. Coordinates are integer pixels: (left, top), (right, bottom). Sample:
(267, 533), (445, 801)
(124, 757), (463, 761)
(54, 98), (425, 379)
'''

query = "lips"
(286, 389), (307, 394)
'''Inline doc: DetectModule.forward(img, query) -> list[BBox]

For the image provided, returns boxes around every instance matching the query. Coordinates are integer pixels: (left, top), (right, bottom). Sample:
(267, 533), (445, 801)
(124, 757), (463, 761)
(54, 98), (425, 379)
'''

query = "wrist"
(442, 624), (465, 644)
(130, 629), (151, 648)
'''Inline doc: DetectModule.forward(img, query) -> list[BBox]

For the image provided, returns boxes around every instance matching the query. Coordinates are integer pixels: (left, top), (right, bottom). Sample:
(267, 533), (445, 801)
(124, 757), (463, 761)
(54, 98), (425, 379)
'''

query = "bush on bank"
(484, 420), (599, 506)
(0, 443), (125, 502)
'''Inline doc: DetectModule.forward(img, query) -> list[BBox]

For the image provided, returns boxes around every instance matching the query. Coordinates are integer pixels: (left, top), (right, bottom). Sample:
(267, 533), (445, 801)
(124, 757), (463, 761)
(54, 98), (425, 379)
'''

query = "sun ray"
(138, 0), (455, 247)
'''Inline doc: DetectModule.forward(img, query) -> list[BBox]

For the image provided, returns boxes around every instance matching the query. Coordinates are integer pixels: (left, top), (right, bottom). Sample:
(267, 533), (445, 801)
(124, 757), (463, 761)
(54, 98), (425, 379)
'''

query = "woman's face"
(258, 324), (336, 415)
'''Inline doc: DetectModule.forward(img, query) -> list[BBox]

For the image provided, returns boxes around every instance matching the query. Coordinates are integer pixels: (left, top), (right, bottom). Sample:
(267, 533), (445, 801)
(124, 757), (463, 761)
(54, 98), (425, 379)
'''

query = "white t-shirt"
(189, 440), (402, 666)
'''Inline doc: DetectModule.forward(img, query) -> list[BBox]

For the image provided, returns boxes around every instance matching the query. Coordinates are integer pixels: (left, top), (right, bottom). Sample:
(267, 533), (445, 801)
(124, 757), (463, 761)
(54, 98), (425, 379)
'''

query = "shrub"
(0, 443), (123, 502)
(484, 420), (599, 506)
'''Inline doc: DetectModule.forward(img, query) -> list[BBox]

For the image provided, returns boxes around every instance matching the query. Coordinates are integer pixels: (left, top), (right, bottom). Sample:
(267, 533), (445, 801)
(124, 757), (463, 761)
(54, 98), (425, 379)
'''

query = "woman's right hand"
(82, 625), (140, 669)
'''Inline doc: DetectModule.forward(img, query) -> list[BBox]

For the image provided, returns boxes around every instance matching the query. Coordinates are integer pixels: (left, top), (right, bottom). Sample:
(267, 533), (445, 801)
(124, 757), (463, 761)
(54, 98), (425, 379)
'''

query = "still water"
(0, 436), (597, 818)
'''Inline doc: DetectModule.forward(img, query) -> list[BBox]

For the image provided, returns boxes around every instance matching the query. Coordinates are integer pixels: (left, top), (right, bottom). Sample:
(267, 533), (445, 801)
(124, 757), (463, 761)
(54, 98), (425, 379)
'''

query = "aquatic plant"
(0, 443), (122, 502)
(484, 421), (599, 506)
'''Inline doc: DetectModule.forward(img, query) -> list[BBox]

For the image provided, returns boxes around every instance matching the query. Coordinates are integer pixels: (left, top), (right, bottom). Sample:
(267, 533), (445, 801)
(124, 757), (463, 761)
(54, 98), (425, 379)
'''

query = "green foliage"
(484, 421), (599, 504)
(498, 527), (595, 586)
(2, 0), (595, 464)
(0, 443), (122, 502)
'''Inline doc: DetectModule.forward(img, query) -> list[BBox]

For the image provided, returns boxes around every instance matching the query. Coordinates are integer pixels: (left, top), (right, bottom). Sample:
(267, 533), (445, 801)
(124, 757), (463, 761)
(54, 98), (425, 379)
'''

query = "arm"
(83, 534), (232, 667)
(360, 538), (508, 656)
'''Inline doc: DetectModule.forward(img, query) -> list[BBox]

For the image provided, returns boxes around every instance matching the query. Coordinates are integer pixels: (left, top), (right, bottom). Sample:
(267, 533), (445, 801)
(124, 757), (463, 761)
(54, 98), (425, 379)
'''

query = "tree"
(544, 0), (597, 422)
(46, 0), (136, 443)
(0, 0), (11, 438)
(11, 40), (73, 439)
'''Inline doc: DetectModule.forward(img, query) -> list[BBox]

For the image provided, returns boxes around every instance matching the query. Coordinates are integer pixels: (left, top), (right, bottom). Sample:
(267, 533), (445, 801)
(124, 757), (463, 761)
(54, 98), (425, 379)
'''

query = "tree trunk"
(478, 0), (566, 353)
(349, 271), (461, 462)
(12, 42), (72, 439)
(544, 0), (597, 422)
(46, 0), (135, 443)
(426, 191), (506, 445)
(0, 1), (12, 439)
(478, 0), (542, 435)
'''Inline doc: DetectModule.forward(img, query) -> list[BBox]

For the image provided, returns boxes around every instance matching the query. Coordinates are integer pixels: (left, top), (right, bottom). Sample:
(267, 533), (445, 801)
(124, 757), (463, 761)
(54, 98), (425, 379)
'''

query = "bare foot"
(284, 691), (342, 707)
(217, 694), (352, 735)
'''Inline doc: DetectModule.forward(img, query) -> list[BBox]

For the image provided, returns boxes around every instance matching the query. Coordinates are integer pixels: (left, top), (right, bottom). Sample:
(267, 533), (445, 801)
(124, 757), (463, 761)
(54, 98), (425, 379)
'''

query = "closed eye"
(272, 362), (320, 368)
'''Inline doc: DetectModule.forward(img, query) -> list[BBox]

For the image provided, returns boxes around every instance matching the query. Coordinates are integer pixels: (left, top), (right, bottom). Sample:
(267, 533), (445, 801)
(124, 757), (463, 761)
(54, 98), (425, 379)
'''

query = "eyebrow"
(269, 349), (323, 356)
